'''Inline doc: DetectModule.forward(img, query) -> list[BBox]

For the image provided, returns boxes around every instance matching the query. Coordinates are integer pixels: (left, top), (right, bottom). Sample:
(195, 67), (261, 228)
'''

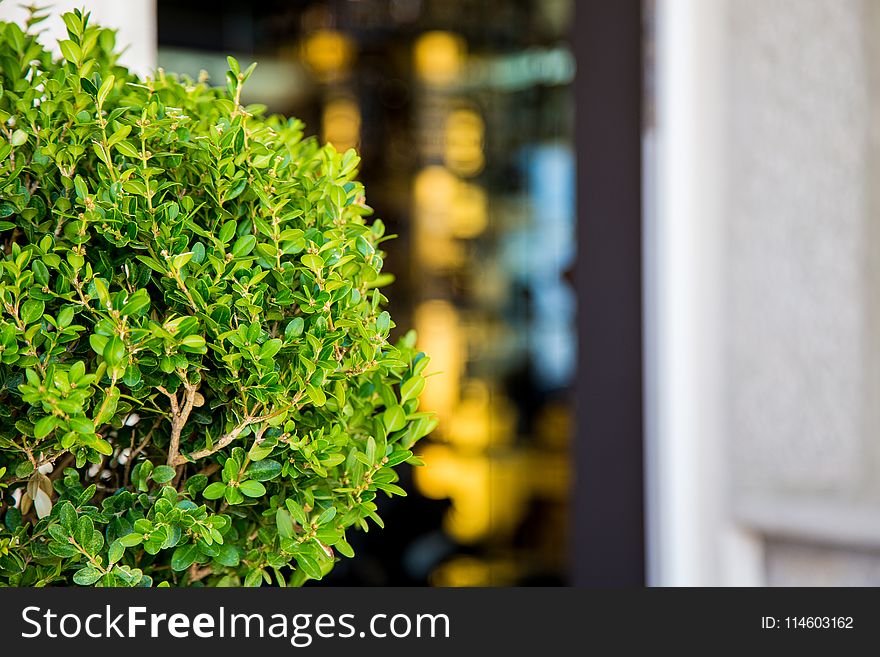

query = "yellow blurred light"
(414, 165), (457, 213)
(416, 442), (531, 544)
(413, 166), (462, 268)
(446, 382), (491, 450)
(447, 379), (516, 450)
(429, 556), (521, 587)
(414, 300), (462, 424)
(444, 109), (485, 177)
(429, 556), (491, 587)
(413, 166), (487, 267)
(322, 97), (361, 152)
(302, 29), (355, 79)
(414, 31), (465, 86)
(415, 444), (490, 542)
(450, 182), (487, 239)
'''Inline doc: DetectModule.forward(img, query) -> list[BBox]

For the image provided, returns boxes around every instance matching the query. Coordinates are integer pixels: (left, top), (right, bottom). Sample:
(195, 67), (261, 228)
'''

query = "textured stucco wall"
(726, 0), (880, 581)
(727, 0), (868, 495)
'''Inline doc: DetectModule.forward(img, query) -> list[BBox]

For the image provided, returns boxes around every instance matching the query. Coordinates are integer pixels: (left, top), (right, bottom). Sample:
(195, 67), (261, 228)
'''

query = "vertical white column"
(646, 0), (763, 586)
(0, 0), (156, 75)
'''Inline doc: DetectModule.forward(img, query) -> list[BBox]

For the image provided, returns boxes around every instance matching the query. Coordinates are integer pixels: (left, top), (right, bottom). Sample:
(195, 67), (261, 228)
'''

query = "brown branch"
(187, 563), (214, 583)
(172, 416), (256, 466)
(160, 382), (199, 467)
(171, 401), (297, 466)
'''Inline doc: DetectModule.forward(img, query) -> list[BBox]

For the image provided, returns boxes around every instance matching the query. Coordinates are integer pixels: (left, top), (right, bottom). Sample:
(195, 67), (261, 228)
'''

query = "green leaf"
(400, 376), (425, 403)
(225, 178), (247, 201)
(216, 544), (240, 567)
(33, 415), (58, 440)
(232, 234), (256, 257)
(335, 539), (355, 558)
(73, 175), (88, 201)
(285, 499), (308, 525)
(136, 257), (165, 278)
(203, 482), (226, 500)
(301, 253), (323, 272)
(248, 439), (273, 462)
(306, 384), (326, 407)
(59, 502), (77, 533)
(20, 299), (45, 325)
(227, 55), (240, 76)
(222, 458), (238, 483)
(108, 124), (131, 146)
(73, 567), (102, 586)
(284, 317), (304, 340)
(57, 305), (75, 328)
(224, 485), (244, 505)
(80, 76), (97, 96)
(121, 291), (150, 316)
(276, 508), (294, 539)
(376, 310), (391, 333)
(238, 480), (266, 498)
(151, 465), (175, 484)
(259, 338), (282, 360)
(171, 252), (193, 269)
(245, 460), (281, 481)
(294, 554), (323, 580)
(184, 474), (208, 494)
(171, 543), (199, 571)
(118, 532), (143, 547)
(382, 405), (407, 433)
(103, 336), (126, 368)
(48, 542), (79, 558)
(316, 506), (337, 525)
(10, 129), (27, 147)
(59, 39), (81, 63)
(32, 260), (50, 286)
(179, 334), (206, 352)
(75, 516), (95, 551)
(219, 221), (237, 243)
(14, 460), (34, 478)
(243, 568), (263, 587)
(97, 74), (115, 106)
(114, 140), (139, 158)
(68, 417), (94, 434)
(377, 483), (408, 497)
(365, 436), (376, 464)
(108, 540), (124, 564)
(94, 387), (120, 425)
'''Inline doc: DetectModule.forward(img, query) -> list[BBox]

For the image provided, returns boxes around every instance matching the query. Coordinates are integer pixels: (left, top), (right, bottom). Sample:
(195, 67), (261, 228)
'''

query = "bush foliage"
(0, 8), (434, 586)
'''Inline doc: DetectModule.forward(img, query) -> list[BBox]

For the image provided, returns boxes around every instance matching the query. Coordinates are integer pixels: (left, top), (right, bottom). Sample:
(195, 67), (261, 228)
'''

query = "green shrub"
(0, 8), (434, 587)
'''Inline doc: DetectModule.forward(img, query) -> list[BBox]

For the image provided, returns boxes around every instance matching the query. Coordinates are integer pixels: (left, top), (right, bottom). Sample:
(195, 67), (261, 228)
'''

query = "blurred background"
(10, 0), (877, 587)
(0, 0), (576, 586)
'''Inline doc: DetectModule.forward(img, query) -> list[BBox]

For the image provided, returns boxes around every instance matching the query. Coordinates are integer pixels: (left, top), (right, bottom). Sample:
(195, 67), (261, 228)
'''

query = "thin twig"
(124, 417), (162, 484)
(171, 401), (297, 466)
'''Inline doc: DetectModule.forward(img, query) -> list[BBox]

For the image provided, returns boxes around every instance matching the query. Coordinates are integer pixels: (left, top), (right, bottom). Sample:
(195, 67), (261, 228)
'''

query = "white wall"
(647, 0), (763, 586)
(0, 1), (156, 75)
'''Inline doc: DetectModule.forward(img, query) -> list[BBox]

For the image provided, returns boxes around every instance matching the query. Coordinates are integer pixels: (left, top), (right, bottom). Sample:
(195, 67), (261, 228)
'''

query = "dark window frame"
(573, 0), (646, 586)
